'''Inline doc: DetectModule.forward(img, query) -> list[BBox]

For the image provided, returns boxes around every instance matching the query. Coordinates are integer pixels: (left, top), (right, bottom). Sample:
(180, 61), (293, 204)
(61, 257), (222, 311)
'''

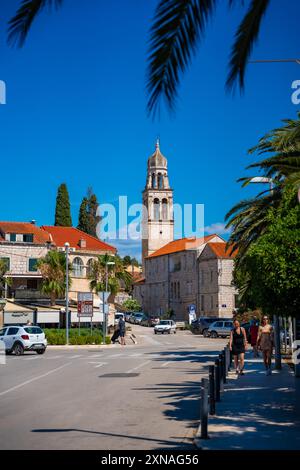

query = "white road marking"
(69, 354), (82, 359)
(107, 353), (122, 358)
(129, 353), (143, 357)
(127, 361), (151, 373)
(23, 356), (39, 361)
(46, 355), (62, 360)
(87, 354), (103, 358)
(162, 361), (171, 367)
(0, 363), (72, 398)
(88, 362), (107, 368)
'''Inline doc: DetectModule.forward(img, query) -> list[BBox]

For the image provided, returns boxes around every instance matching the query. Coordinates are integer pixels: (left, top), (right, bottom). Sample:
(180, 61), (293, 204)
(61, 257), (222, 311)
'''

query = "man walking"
(118, 316), (126, 346)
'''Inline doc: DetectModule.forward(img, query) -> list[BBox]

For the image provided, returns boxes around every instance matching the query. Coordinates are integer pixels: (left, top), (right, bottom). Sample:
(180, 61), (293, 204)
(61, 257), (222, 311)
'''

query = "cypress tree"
(77, 197), (89, 233)
(54, 183), (72, 227)
(77, 188), (100, 237)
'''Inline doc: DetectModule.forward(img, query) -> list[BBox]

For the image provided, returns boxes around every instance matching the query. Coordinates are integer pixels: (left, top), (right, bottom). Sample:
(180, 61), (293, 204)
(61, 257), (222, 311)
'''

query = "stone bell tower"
(142, 140), (174, 271)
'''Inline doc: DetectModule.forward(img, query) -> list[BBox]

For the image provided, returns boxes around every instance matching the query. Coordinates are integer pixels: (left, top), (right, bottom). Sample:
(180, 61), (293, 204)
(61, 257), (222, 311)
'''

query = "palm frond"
(8, 0), (63, 47)
(146, 0), (216, 117)
(226, 0), (270, 91)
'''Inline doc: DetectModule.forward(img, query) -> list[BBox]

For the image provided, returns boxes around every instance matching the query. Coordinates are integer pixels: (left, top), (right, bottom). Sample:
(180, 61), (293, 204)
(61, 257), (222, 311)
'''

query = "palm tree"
(146, 0), (273, 116)
(37, 249), (71, 306)
(0, 259), (11, 296)
(88, 254), (132, 300)
(8, 1), (274, 116)
(225, 113), (300, 264)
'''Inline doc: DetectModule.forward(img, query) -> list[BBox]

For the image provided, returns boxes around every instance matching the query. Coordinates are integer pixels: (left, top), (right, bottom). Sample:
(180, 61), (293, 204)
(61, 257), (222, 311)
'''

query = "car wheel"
(203, 329), (209, 337)
(154, 331), (157, 334)
(174, 330), (176, 334)
(36, 349), (46, 355)
(168, 330), (171, 334)
(13, 343), (24, 356)
(210, 331), (218, 339)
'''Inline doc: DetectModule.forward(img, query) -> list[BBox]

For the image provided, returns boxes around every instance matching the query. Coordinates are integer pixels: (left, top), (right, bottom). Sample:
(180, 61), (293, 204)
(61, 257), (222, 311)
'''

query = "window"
(214, 321), (223, 327)
(28, 258), (38, 272)
(86, 258), (94, 277)
(153, 198), (160, 220)
(210, 296), (214, 309)
(162, 198), (168, 220)
(23, 234), (33, 243)
(186, 281), (192, 295)
(174, 282), (177, 299)
(210, 271), (213, 283)
(158, 173), (163, 189)
(225, 322), (233, 328)
(151, 173), (156, 188)
(72, 257), (84, 277)
(0, 257), (10, 271)
(177, 282), (180, 299)
(201, 270), (204, 285)
(9, 233), (16, 242)
(200, 295), (205, 311)
(24, 327), (43, 334)
(7, 327), (19, 335)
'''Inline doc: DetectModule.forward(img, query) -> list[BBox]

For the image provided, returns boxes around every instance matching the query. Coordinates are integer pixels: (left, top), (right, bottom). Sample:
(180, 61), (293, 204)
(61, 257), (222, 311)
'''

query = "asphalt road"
(0, 325), (227, 450)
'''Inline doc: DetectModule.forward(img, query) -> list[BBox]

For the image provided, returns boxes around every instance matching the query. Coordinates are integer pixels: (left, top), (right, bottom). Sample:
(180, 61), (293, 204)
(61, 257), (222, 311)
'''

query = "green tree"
(123, 256), (140, 268)
(122, 298), (142, 312)
(77, 188), (100, 237)
(0, 259), (11, 296)
(54, 183), (72, 227)
(88, 254), (132, 299)
(233, 187), (300, 318)
(37, 250), (71, 306)
(226, 113), (300, 264)
(77, 197), (89, 233)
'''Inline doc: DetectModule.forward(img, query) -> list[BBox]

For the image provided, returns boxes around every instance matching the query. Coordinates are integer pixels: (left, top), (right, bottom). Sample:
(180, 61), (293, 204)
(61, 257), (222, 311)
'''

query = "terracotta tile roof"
(41, 226), (116, 253)
(134, 276), (145, 285)
(206, 242), (238, 259)
(0, 222), (51, 244)
(147, 235), (222, 258)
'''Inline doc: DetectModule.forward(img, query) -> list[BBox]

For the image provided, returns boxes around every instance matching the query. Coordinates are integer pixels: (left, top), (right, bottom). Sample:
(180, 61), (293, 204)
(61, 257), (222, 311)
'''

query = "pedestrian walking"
(250, 318), (259, 358)
(118, 316), (126, 346)
(111, 324), (120, 344)
(257, 315), (274, 375)
(229, 319), (248, 375)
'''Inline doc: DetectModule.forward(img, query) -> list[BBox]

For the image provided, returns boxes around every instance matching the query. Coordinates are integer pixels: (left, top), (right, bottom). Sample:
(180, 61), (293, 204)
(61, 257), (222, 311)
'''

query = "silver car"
(208, 320), (233, 338)
(0, 326), (47, 355)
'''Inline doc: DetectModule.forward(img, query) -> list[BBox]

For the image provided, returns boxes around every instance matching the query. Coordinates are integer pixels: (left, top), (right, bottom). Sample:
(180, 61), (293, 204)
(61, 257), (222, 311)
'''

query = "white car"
(154, 320), (176, 335)
(114, 313), (125, 325)
(0, 325), (47, 356)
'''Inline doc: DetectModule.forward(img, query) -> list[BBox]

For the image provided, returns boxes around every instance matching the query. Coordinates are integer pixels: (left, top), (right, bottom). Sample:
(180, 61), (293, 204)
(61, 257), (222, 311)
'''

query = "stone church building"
(134, 141), (237, 321)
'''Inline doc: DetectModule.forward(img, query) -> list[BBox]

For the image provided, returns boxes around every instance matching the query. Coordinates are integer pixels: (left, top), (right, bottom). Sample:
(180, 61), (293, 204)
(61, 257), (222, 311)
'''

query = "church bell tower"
(142, 140), (174, 271)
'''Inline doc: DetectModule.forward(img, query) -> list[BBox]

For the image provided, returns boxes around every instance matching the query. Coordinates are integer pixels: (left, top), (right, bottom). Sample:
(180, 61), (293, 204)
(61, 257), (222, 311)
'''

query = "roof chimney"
(79, 238), (86, 248)
(30, 220), (36, 225)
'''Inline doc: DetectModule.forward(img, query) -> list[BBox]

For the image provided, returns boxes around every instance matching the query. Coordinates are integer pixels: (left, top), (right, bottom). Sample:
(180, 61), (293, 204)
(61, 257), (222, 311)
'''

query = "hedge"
(44, 328), (111, 345)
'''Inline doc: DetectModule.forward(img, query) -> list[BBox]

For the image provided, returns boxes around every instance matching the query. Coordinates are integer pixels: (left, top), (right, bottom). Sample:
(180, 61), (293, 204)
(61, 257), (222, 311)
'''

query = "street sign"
(98, 291), (110, 303)
(77, 292), (93, 317)
(188, 304), (196, 324)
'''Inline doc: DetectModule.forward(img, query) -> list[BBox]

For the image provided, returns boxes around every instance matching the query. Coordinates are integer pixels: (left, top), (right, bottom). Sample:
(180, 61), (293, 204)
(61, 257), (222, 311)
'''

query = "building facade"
(134, 235), (237, 320)
(0, 222), (116, 304)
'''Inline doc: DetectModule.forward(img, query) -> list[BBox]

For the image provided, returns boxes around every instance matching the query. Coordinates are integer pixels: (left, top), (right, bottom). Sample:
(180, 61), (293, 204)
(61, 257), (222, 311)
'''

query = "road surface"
(0, 325), (226, 450)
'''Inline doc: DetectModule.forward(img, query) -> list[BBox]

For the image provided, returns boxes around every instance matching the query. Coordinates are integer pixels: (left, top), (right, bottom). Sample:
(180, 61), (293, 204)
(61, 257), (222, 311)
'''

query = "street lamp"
(248, 177), (281, 370)
(102, 260), (115, 344)
(64, 242), (70, 346)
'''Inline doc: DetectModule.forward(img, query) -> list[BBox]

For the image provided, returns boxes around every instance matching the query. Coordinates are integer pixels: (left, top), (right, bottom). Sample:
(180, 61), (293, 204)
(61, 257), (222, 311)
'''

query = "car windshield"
(0, 328), (7, 336)
(159, 321), (170, 325)
(24, 327), (43, 334)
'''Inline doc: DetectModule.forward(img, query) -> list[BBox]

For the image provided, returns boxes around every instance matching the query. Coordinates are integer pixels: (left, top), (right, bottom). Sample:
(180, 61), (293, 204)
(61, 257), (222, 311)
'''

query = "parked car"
(154, 320), (176, 334)
(128, 312), (140, 323)
(208, 320), (233, 338)
(191, 317), (219, 336)
(114, 312), (125, 325)
(124, 312), (133, 322)
(0, 325), (47, 356)
(133, 313), (147, 325)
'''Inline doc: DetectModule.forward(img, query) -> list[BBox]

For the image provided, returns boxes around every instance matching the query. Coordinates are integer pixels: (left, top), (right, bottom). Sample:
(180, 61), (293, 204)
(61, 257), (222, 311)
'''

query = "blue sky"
(0, 0), (299, 260)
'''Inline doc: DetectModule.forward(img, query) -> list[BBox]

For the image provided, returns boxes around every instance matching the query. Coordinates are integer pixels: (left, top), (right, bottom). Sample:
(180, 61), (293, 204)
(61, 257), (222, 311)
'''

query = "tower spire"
(156, 137), (160, 150)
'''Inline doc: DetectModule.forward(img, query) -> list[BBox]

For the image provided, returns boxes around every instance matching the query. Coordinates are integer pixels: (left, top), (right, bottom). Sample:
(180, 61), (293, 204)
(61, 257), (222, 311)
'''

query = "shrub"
(44, 328), (106, 345)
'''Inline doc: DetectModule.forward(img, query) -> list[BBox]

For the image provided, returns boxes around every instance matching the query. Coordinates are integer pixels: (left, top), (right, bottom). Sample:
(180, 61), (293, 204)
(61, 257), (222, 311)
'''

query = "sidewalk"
(196, 353), (300, 450)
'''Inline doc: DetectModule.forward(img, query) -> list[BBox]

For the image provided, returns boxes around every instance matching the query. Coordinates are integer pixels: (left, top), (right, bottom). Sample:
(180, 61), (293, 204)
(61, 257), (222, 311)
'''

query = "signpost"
(188, 304), (196, 324)
(98, 291), (110, 345)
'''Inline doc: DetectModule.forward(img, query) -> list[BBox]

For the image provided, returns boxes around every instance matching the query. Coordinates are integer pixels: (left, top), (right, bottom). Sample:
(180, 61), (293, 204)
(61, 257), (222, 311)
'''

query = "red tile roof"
(206, 242), (238, 259)
(147, 235), (223, 258)
(41, 226), (116, 253)
(0, 222), (51, 244)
